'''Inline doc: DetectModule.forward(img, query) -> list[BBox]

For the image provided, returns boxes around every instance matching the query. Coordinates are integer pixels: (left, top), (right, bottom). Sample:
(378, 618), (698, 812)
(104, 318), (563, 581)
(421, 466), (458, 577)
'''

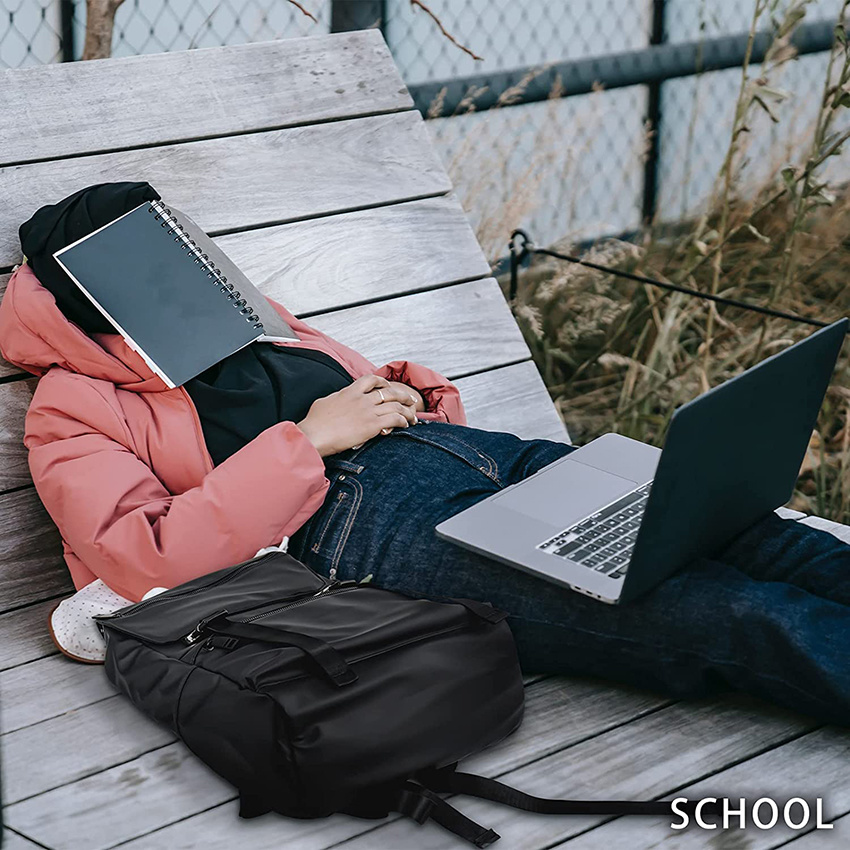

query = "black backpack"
(95, 551), (685, 846)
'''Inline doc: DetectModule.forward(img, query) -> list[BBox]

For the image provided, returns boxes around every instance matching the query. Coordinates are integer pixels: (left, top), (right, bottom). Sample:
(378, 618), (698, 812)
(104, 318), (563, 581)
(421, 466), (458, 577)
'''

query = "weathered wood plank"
(554, 726), (850, 849)
(0, 110), (451, 267)
(459, 361), (568, 443)
(783, 809), (850, 847)
(0, 31), (411, 167)
(6, 742), (232, 847)
(0, 488), (70, 612)
(3, 697), (174, 805)
(309, 278), (528, 377)
(799, 514), (850, 544)
(0, 655), (116, 735)
(0, 378), (36, 486)
(213, 194), (491, 316)
(320, 698), (815, 850)
(1, 830), (52, 850)
(5, 677), (670, 849)
(0, 597), (63, 671)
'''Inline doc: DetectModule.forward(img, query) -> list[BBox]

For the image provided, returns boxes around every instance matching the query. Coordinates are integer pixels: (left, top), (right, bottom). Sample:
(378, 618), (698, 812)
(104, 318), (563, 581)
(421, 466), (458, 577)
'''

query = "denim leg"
(416, 546), (850, 725)
(718, 510), (850, 606)
(290, 423), (850, 725)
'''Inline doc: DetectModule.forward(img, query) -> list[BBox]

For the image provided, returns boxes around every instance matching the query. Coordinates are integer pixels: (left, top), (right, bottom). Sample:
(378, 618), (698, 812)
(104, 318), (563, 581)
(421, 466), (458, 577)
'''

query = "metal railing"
(1, 1), (846, 254)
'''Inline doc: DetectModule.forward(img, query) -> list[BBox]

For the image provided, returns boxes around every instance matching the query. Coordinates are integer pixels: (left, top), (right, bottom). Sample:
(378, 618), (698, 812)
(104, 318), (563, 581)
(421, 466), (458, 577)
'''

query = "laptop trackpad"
(495, 460), (639, 529)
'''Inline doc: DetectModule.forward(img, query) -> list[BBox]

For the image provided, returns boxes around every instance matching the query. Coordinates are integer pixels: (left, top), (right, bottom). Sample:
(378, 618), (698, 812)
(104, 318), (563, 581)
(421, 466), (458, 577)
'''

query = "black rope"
(508, 229), (840, 332)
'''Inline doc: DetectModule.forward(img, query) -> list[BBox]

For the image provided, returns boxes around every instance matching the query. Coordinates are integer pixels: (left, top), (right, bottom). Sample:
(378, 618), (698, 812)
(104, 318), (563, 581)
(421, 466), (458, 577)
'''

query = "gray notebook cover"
(53, 201), (298, 388)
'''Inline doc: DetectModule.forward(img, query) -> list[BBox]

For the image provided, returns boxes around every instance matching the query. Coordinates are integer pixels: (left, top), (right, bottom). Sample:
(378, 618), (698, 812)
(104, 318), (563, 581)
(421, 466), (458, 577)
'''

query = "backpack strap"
(420, 767), (688, 816)
(384, 588), (509, 624)
(394, 781), (500, 848)
(400, 764), (716, 846)
(204, 613), (357, 687)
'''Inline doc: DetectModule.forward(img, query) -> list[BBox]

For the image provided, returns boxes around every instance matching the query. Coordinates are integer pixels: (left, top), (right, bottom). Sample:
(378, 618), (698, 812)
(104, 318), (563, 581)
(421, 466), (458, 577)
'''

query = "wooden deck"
(2, 30), (850, 850)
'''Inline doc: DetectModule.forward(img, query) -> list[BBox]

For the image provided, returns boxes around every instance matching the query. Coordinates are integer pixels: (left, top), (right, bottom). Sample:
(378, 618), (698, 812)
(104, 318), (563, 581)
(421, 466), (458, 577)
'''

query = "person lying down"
(3, 182), (850, 728)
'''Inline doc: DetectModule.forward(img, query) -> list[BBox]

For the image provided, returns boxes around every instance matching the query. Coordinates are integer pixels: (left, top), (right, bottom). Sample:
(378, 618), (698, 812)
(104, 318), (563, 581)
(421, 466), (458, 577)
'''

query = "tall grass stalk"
(502, 3), (850, 522)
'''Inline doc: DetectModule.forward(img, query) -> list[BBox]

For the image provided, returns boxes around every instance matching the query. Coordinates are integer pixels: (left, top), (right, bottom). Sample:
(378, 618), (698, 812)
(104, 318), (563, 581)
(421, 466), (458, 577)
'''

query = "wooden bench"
(2, 30), (850, 850)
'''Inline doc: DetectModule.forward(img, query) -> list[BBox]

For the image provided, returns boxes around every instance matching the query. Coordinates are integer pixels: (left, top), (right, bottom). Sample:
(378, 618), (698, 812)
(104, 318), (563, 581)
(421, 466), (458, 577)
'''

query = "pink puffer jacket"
(0, 264), (466, 601)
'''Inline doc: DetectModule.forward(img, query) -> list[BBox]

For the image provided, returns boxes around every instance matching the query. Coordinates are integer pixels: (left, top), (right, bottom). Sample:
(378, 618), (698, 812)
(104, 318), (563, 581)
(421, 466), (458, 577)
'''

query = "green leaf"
(835, 24), (848, 45)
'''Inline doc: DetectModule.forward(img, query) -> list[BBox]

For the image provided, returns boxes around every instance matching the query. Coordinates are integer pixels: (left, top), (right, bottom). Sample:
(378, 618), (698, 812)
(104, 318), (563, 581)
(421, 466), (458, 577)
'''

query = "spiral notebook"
(53, 200), (299, 388)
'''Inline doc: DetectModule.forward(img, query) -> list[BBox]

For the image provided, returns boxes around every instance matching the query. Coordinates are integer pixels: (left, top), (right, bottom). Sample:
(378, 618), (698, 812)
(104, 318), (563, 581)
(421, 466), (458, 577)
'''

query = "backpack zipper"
(240, 581), (359, 623)
(184, 584), (355, 643)
(184, 579), (364, 643)
(98, 552), (330, 622)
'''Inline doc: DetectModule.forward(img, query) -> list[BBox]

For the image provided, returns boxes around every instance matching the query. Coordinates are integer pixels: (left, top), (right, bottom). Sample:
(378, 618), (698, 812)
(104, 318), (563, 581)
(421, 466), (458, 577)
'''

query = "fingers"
(377, 400), (417, 425)
(376, 410), (412, 431)
(353, 374), (391, 394)
(368, 384), (417, 408)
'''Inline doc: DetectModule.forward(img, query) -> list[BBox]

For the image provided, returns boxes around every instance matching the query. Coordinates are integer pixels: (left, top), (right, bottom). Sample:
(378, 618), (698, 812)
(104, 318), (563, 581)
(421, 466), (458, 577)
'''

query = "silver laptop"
(436, 319), (848, 605)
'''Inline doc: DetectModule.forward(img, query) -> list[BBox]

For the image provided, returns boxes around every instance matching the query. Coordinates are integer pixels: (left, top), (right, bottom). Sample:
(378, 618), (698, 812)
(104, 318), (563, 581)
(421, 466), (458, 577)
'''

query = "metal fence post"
(641, 0), (666, 226)
(330, 1), (387, 34)
(59, 0), (76, 62)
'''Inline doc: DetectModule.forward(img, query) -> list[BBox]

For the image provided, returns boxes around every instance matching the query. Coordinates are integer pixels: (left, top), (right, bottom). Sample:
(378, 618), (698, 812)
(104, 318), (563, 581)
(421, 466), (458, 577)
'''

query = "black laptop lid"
(622, 318), (848, 604)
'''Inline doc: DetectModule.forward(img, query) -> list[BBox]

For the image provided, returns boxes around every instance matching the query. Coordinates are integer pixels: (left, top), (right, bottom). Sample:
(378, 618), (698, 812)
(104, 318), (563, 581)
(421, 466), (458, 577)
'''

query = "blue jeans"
(289, 420), (850, 725)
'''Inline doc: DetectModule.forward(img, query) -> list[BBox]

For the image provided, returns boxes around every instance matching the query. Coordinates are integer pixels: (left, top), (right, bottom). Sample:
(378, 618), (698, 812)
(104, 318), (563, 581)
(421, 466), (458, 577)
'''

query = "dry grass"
(469, 0), (850, 522)
(510, 193), (850, 521)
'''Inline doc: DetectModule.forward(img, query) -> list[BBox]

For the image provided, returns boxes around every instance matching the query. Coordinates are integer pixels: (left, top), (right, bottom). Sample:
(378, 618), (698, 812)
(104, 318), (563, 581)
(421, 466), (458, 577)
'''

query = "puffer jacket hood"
(0, 263), (167, 391)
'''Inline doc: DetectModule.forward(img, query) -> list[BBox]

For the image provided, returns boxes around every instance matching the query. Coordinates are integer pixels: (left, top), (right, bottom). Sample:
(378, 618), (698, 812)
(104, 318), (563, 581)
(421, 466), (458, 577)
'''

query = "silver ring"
(377, 389), (385, 403)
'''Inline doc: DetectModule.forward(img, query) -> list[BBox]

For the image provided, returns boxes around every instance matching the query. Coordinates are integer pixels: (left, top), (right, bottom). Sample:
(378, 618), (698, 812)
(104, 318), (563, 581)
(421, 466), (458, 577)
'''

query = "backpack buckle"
(184, 609), (230, 644)
(397, 786), (438, 823)
(396, 782), (502, 847)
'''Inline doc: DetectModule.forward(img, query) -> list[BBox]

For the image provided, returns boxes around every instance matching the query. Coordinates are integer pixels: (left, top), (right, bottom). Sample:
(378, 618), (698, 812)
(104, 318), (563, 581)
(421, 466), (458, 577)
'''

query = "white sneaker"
(48, 580), (149, 664)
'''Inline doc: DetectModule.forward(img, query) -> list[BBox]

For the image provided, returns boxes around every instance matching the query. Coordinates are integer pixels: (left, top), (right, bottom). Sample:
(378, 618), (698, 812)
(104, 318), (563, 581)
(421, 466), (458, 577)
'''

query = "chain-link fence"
(2, 0), (848, 259)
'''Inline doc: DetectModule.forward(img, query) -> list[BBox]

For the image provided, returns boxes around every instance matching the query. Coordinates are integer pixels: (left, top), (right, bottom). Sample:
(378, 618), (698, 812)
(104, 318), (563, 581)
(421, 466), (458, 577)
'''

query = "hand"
(386, 381), (425, 413)
(297, 375), (418, 457)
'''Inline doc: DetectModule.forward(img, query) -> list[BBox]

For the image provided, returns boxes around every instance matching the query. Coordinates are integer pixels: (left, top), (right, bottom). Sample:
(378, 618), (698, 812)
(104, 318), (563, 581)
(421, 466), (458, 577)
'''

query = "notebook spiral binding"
(148, 200), (264, 332)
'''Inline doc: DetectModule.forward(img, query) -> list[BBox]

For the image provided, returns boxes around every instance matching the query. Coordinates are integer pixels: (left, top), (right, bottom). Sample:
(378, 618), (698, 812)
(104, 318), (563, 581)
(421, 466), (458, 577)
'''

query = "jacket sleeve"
(372, 360), (467, 425)
(25, 374), (330, 602)
(271, 298), (468, 425)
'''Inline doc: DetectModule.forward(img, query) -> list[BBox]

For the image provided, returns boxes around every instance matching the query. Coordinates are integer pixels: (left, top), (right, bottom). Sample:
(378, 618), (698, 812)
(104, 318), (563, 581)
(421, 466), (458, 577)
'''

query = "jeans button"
(338, 474), (346, 481)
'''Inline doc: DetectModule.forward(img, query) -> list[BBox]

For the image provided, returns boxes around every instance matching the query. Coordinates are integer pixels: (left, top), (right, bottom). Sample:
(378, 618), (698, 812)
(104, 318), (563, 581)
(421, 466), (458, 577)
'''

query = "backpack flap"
(95, 551), (330, 644)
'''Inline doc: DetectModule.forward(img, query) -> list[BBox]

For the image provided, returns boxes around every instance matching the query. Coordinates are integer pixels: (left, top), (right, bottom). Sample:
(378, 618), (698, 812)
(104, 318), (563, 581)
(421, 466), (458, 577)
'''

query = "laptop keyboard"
(537, 482), (653, 579)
